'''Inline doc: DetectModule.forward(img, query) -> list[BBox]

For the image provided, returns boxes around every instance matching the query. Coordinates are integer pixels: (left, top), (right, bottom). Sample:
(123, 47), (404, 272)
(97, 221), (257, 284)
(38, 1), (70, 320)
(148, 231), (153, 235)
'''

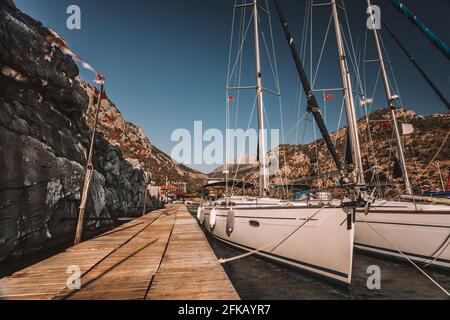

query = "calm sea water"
(187, 207), (450, 300)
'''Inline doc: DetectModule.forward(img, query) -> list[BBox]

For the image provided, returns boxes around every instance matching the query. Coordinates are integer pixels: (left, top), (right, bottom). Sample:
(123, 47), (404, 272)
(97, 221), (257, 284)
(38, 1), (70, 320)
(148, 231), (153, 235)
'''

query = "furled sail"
(389, 0), (450, 60)
(272, 0), (343, 172)
(393, 153), (403, 179)
(344, 130), (353, 166)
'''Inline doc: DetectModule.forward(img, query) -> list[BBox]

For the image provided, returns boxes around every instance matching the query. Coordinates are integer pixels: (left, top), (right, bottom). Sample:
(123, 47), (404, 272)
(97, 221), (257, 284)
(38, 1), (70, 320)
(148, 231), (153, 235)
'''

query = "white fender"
(199, 208), (205, 224)
(210, 208), (217, 229)
(197, 206), (202, 220)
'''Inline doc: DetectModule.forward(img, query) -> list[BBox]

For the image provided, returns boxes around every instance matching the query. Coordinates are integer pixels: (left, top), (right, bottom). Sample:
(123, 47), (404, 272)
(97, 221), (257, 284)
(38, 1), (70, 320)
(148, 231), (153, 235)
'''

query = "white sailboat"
(199, 0), (369, 285)
(201, 198), (355, 284)
(354, 0), (450, 270)
(355, 200), (450, 269)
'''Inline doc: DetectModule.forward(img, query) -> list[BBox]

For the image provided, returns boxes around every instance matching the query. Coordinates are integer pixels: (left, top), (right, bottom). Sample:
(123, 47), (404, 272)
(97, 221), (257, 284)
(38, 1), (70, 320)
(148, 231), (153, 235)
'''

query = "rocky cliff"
(210, 108), (450, 196)
(0, 0), (204, 262)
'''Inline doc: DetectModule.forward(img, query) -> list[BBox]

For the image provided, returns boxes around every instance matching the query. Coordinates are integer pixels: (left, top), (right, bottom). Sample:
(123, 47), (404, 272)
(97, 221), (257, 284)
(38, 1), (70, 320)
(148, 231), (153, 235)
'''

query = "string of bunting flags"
(322, 92), (374, 106)
(42, 29), (105, 85)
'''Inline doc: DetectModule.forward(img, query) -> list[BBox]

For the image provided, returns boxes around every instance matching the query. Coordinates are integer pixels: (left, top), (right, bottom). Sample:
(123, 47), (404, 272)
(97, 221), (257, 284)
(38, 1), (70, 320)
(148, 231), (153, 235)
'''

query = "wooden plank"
(0, 205), (239, 300)
(146, 207), (240, 300)
(53, 211), (177, 300)
(0, 207), (172, 300)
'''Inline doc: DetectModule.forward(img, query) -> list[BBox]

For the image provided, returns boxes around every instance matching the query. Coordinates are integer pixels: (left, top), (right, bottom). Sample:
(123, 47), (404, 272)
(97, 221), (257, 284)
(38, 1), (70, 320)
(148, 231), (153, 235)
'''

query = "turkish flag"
(380, 121), (392, 128)
(96, 72), (105, 82)
(228, 96), (234, 103)
(324, 94), (336, 101)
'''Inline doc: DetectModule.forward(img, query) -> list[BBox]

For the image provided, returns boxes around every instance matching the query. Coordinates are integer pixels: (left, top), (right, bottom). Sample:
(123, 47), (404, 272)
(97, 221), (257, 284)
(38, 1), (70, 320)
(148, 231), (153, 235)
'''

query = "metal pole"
(331, 0), (366, 192)
(253, 0), (269, 196)
(142, 172), (150, 216)
(225, 100), (230, 196)
(367, 0), (413, 195)
(74, 84), (104, 246)
(142, 188), (148, 216)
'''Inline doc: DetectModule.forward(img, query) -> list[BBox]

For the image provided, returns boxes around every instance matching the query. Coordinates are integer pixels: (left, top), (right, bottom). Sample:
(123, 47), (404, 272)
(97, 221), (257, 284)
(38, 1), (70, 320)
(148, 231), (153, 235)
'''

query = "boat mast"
(252, 0), (269, 196)
(330, 0), (366, 193)
(366, 0), (413, 195)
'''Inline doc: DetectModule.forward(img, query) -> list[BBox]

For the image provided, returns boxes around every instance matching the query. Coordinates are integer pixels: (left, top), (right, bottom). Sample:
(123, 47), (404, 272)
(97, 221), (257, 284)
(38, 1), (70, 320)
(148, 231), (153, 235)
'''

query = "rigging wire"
(363, 27), (369, 100)
(266, 0), (290, 194)
(409, 130), (450, 191)
(341, 0), (365, 100)
(295, 0), (312, 147)
(228, 11), (255, 85)
(311, 13), (333, 89)
(226, 0), (239, 194)
(234, 4), (247, 131)
(231, 94), (259, 193)
(227, 0), (292, 196)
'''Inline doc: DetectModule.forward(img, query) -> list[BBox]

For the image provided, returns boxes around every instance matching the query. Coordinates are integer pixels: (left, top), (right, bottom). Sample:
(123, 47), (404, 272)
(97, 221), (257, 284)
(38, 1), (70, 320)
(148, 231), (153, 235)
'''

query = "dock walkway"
(0, 205), (239, 300)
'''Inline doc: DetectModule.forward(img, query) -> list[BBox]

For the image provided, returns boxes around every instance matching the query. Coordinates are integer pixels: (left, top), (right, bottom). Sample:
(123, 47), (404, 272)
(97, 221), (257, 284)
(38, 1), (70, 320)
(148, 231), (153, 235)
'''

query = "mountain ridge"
(209, 108), (450, 196)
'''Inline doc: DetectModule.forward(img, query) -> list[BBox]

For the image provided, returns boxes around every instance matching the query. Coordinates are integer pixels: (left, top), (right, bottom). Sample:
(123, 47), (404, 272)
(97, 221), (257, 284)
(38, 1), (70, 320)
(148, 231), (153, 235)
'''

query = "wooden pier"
(0, 205), (239, 300)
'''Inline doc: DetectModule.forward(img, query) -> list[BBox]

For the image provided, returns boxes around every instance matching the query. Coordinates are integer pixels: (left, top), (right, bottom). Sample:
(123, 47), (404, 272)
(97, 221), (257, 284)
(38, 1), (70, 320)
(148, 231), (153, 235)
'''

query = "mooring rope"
(357, 212), (450, 297)
(422, 233), (450, 268)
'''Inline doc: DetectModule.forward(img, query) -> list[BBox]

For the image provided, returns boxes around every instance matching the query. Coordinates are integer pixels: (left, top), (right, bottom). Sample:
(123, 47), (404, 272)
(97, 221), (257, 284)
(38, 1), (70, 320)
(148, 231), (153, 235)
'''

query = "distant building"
(177, 182), (188, 193)
(161, 182), (178, 193)
(160, 181), (189, 198)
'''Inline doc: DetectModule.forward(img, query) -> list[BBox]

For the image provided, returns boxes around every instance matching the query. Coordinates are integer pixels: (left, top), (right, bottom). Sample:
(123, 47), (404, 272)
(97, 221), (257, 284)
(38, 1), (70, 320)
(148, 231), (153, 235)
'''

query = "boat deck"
(0, 205), (239, 300)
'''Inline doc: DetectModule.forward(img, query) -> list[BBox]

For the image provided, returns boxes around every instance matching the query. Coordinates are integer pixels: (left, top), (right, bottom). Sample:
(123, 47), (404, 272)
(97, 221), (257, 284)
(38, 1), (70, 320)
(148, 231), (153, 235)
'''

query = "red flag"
(228, 96), (234, 103)
(324, 94), (336, 101)
(380, 121), (392, 128)
(96, 72), (105, 83)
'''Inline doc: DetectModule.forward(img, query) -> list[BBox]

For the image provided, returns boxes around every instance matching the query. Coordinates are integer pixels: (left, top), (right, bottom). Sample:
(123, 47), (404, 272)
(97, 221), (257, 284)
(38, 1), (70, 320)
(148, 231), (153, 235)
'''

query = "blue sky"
(13, 0), (450, 173)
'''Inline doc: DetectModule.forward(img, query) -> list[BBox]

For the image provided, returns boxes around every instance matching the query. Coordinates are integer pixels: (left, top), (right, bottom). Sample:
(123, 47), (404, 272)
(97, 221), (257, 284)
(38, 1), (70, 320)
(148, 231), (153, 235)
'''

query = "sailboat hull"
(201, 205), (355, 284)
(355, 202), (450, 269)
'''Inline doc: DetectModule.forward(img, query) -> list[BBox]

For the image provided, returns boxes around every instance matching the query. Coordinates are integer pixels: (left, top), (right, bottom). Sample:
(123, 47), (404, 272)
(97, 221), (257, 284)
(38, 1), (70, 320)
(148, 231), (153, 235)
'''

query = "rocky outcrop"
(0, 0), (95, 259)
(0, 0), (203, 261)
